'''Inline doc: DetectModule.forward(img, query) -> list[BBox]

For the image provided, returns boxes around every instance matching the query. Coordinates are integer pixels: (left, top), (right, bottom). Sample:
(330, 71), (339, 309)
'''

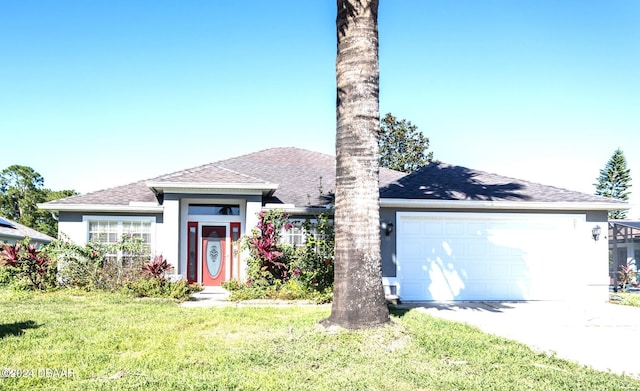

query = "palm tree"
(325, 0), (389, 329)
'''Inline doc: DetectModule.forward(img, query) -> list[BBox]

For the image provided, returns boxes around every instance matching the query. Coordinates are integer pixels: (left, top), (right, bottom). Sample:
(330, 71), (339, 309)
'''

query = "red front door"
(201, 226), (226, 286)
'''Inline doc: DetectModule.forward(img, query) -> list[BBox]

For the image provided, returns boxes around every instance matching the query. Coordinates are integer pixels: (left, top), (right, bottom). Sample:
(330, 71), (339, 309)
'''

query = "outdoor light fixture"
(592, 225), (602, 241)
(380, 221), (394, 236)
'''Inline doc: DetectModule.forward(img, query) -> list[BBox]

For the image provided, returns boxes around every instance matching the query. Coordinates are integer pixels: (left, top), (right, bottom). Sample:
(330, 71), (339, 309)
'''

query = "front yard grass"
(1, 288), (639, 390)
(611, 292), (640, 307)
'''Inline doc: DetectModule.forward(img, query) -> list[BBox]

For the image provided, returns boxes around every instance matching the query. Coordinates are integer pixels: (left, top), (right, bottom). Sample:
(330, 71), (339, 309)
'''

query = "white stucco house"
(0, 216), (54, 245)
(39, 147), (626, 302)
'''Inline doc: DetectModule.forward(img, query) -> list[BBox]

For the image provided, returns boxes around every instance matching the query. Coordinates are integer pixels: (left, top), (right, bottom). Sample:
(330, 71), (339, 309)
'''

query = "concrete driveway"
(408, 301), (640, 378)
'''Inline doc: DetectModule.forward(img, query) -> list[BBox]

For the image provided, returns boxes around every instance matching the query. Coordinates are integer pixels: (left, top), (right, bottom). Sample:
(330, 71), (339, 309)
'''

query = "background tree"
(379, 112), (433, 173)
(594, 148), (631, 219)
(0, 165), (77, 237)
(326, 0), (389, 329)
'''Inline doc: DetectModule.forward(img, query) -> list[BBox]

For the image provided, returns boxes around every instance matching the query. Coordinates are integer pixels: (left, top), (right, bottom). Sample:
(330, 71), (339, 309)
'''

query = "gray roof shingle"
(380, 161), (623, 204)
(42, 148), (622, 209)
(0, 216), (54, 243)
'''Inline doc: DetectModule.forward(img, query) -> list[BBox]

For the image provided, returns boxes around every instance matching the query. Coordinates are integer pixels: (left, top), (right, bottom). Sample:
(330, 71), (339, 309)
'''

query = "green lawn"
(1, 289), (639, 390)
(611, 292), (640, 307)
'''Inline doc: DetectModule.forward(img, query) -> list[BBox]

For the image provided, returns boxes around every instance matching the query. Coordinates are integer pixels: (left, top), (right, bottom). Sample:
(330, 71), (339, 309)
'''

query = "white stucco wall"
(58, 219), (88, 245)
(159, 199), (180, 271)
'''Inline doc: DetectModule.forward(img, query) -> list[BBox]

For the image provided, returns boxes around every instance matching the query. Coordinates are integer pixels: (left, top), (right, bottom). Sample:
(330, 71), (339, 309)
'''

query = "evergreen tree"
(0, 165), (77, 237)
(594, 148), (632, 219)
(379, 113), (433, 173)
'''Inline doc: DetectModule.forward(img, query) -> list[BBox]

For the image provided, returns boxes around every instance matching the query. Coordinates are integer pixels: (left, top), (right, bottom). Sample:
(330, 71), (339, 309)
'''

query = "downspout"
(612, 223), (619, 292)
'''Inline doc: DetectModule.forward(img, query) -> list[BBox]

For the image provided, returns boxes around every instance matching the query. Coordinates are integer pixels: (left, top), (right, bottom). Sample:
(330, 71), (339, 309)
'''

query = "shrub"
(221, 279), (243, 291)
(46, 239), (103, 289)
(48, 235), (149, 291)
(143, 255), (174, 279)
(0, 264), (12, 286)
(0, 239), (57, 291)
(245, 209), (293, 283)
(289, 213), (334, 292)
(618, 263), (638, 292)
(230, 211), (334, 303)
(124, 278), (202, 301)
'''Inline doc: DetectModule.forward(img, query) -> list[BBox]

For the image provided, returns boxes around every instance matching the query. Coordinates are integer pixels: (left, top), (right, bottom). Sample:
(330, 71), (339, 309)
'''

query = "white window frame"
(279, 218), (331, 248)
(83, 216), (156, 255)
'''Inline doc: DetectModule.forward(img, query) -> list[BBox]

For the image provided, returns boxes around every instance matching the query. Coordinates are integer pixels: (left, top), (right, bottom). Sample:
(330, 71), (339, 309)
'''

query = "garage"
(395, 212), (591, 301)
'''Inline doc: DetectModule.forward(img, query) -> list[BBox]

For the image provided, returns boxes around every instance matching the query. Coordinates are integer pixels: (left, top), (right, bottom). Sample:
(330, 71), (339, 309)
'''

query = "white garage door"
(396, 212), (587, 301)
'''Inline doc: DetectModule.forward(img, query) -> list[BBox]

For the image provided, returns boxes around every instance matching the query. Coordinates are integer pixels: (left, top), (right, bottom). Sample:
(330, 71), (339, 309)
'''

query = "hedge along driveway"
(1, 289), (639, 390)
(415, 301), (640, 379)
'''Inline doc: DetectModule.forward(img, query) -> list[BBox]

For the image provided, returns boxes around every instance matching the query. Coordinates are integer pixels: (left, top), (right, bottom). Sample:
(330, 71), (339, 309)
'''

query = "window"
(89, 220), (152, 247)
(188, 204), (240, 215)
(86, 217), (154, 264)
(89, 221), (119, 244)
(281, 223), (307, 247)
(280, 220), (329, 248)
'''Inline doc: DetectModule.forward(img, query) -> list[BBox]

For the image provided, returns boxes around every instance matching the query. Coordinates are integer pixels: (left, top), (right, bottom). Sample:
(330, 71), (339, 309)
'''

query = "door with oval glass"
(201, 226), (226, 286)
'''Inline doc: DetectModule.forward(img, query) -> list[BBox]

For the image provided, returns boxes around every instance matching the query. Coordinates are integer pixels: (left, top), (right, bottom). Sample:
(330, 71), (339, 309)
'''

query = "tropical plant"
(0, 239), (56, 290)
(226, 211), (334, 303)
(245, 209), (292, 283)
(617, 263), (638, 292)
(46, 236), (103, 289)
(47, 234), (149, 290)
(143, 255), (175, 279)
(328, 0), (389, 329)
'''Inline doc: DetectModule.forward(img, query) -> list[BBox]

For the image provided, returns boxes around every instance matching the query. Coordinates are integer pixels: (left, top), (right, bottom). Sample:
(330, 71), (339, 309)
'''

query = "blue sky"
(1, 1), (639, 215)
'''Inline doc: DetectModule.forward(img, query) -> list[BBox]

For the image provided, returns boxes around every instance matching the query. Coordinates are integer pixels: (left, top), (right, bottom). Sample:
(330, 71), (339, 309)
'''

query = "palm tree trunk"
(326, 0), (389, 329)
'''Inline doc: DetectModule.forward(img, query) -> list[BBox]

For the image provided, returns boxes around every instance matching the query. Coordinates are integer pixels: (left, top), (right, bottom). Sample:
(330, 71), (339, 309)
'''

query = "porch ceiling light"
(592, 225), (601, 241)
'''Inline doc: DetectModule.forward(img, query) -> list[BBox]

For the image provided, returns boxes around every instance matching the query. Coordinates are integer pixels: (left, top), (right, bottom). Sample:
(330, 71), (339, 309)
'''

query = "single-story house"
(39, 147), (626, 302)
(0, 216), (54, 245)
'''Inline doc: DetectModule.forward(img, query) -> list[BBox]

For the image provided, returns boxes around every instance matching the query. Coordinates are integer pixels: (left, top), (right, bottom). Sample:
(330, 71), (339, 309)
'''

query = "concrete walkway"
(180, 287), (232, 307)
(409, 301), (640, 378)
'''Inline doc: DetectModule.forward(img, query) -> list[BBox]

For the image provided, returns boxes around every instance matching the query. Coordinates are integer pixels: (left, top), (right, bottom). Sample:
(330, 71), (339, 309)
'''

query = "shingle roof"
(44, 147), (405, 208)
(42, 148), (622, 210)
(44, 180), (157, 206)
(0, 216), (54, 243)
(380, 161), (624, 204)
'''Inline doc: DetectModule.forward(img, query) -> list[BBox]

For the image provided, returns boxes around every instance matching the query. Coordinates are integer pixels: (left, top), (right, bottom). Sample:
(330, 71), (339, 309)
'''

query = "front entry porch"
(186, 221), (241, 286)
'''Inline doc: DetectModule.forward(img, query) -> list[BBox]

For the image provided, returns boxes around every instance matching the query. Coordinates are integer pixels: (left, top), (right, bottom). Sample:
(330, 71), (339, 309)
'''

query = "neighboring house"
(0, 216), (54, 245)
(39, 147), (626, 302)
(609, 221), (640, 282)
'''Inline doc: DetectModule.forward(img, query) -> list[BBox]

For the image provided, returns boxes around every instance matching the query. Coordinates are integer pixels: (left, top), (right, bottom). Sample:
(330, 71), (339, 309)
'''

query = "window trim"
(83, 215), (156, 253)
(279, 218), (331, 248)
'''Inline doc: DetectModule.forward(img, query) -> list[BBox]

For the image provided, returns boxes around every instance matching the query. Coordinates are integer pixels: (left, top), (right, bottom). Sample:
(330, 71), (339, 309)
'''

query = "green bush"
(167, 279), (203, 300)
(124, 278), (202, 301)
(47, 235), (149, 291)
(289, 213), (334, 292)
(229, 211), (334, 303)
(0, 239), (57, 291)
(0, 265), (12, 286)
(221, 279), (243, 291)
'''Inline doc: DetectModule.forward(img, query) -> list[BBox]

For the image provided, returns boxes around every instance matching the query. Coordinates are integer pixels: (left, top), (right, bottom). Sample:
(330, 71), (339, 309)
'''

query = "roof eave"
(264, 205), (333, 215)
(0, 231), (53, 241)
(379, 198), (629, 211)
(146, 181), (278, 196)
(37, 203), (164, 213)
